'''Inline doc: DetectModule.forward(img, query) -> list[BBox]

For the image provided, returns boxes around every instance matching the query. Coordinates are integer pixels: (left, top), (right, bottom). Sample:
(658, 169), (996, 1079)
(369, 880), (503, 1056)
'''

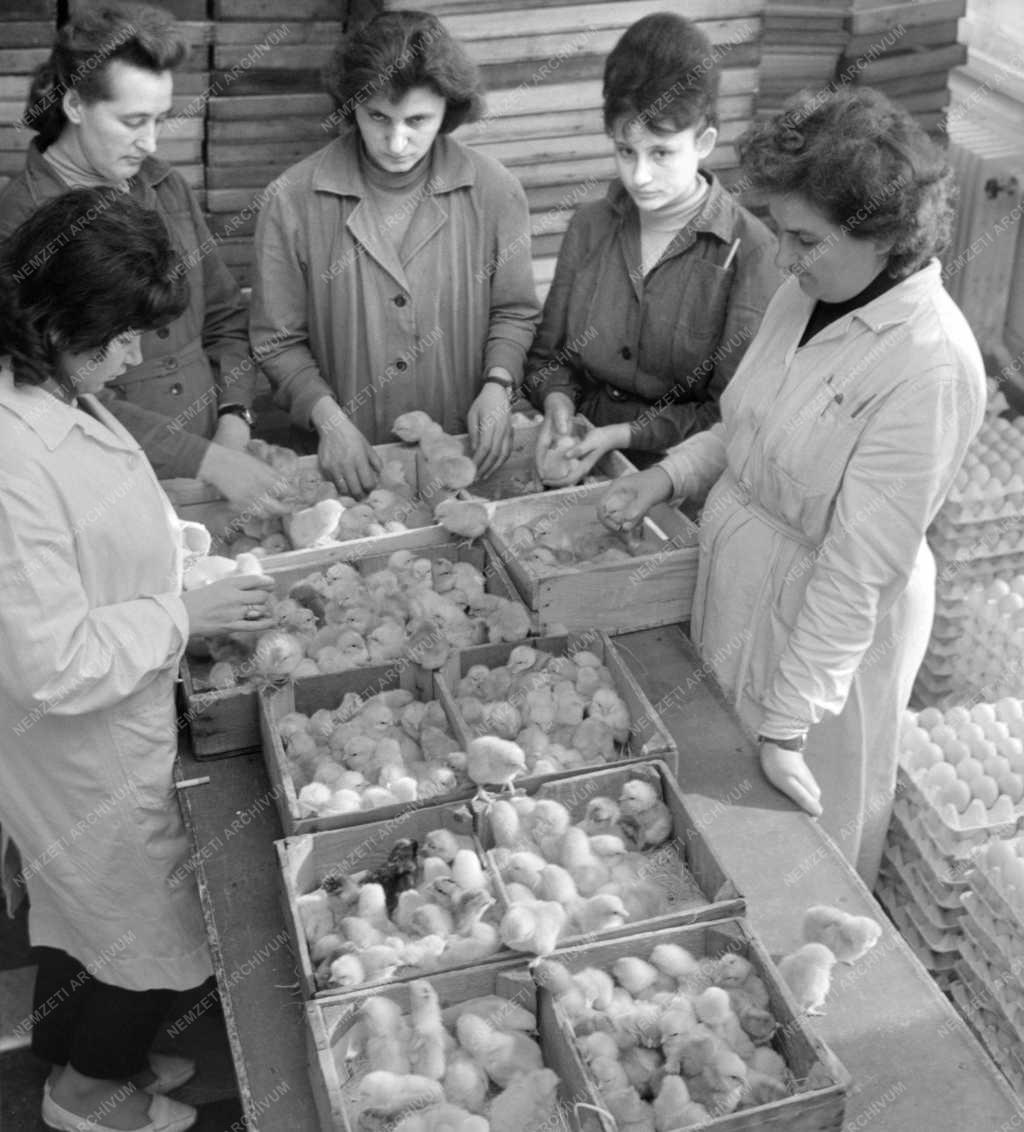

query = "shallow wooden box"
(161, 441), (426, 553)
(277, 800), (511, 1000)
(478, 760), (744, 947)
(181, 534), (530, 758)
(260, 660), (469, 837)
(486, 481), (700, 633)
(305, 962), (579, 1132)
(435, 631), (678, 778)
(545, 919), (850, 1132)
(416, 412), (635, 507)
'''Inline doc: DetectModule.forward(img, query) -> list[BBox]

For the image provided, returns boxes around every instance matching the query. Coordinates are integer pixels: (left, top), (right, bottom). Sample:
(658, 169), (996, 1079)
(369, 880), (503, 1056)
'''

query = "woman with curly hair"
(601, 87), (985, 882)
(0, 1), (288, 517)
(0, 189), (276, 1132)
(527, 12), (779, 483)
(251, 8), (540, 494)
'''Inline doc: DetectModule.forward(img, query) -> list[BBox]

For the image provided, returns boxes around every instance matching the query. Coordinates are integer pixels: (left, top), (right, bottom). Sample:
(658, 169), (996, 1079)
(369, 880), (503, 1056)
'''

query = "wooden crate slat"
(213, 0), (341, 17)
(842, 41), (967, 83)
(213, 44), (336, 70)
(213, 20), (340, 45)
(0, 21), (55, 45)
(208, 116), (333, 143)
(208, 137), (327, 165)
(429, 0), (761, 35)
(209, 92), (334, 120)
(848, 0), (966, 35)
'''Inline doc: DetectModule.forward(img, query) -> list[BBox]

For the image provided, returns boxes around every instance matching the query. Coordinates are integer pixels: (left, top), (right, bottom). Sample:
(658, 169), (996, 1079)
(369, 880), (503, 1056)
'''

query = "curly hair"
(737, 86), (955, 279)
(603, 13), (720, 136)
(324, 9), (484, 134)
(0, 188), (188, 388)
(24, 3), (188, 149)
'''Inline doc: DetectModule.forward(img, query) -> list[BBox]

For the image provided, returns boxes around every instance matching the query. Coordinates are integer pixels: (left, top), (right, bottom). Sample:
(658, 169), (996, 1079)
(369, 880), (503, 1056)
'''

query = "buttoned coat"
(0, 370), (211, 990)
(661, 263), (985, 881)
(249, 131), (540, 442)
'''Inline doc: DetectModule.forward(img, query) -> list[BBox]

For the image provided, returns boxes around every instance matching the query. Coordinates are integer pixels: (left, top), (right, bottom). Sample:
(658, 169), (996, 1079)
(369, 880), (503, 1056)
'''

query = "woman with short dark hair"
(0, 188), (276, 1132)
(251, 8), (540, 495)
(0, 1), (287, 516)
(601, 86), (985, 883)
(526, 12), (779, 484)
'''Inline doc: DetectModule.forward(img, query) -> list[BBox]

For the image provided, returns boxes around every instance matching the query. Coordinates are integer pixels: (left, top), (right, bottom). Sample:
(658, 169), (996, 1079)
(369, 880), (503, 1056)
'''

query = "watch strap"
(757, 733), (807, 752)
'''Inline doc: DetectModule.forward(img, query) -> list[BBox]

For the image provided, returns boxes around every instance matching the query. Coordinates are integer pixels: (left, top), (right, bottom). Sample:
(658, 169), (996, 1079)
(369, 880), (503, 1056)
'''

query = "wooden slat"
(208, 138), (326, 166)
(214, 44), (336, 70)
(845, 18), (960, 55)
(405, 0), (760, 21)
(209, 92), (333, 120)
(848, 0), (966, 35)
(847, 42), (967, 83)
(208, 116), (333, 143)
(213, 20), (340, 45)
(0, 21), (53, 45)
(213, 0), (340, 17)
(0, 48), (48, 73)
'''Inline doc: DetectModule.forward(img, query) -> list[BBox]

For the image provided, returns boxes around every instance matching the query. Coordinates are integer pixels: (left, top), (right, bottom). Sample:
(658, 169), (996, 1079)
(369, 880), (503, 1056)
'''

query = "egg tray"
(958, 928), (1024, 1037)
(542, 918), (849, 1132)
(969, 846), (1024, 953)
(433, 632), (678, 780)
(896, 767), (1024, 855)
(950, 964), (1024, 1097)
(181, 534), (532, 758)
(277, 799), (516, 1001)
(960, 887), (1024, 997)
(874, 881), (959, 973)
(928, 527), (1024, 562)
(485, 481), (700, 634)
(889, 800), (974, 891)
(903, 899), (963, 953)
(416, 411), (636, 507)
(883, 834), (964, 913)
(881, 847), (963, 931)
(259, 658), (471, 838)
(305, 961), (573, 1132)
(476, 760), (744, 950)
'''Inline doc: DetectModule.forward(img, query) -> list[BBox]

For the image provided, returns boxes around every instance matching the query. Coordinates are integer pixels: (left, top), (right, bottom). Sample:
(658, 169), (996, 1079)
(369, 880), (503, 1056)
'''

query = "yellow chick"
(574, 966), (617, 1011)
(466, 736), (527, 792)
(653, 1076), (707, 1131)
(400, 934), (447, 972)
(689, 1047), (747, 1116)
(693, 987), (755, 1059)
(455, 1014), (543, 1088)
(361, 996), (411, 1074)
(777, 943), (837, 1015)
(407, 979), (447, 1080)
(618, 780), (673, 851)
(441, 996), (536, 1033)
(451, 849), (488, 892)
(489, 1068), (561, 1132)
(612, 956), (662, 997)
(538, 864), (580, 905)
(528, 799), (573, 859)
(590, 1054), (631, 1095)
(571, 893), (630, 935)
(488, 799), (535, 851)
(620, 1045), (664, 1098)
(603, 1086), (657, 1132)
(499, 901), (567, 957)
(588, 688), (631, 744)
(443, 1050), (490, 1115)
(802, 905), (883, 965)
(577, 1032), (620, 1065)
(649, 943), (703, 989)
(560, 827), (610, 895)
(358, 1070), (445, 1118)
(452, 891), (496, 936)
(443, 921), (502, 966)
(662, 1022), (721, 1076)
(327, 953), (366, 991)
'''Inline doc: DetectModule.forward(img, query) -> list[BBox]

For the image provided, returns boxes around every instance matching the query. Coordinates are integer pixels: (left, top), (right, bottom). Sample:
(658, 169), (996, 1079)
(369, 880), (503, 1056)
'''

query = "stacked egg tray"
(948, 577), (1024, 703)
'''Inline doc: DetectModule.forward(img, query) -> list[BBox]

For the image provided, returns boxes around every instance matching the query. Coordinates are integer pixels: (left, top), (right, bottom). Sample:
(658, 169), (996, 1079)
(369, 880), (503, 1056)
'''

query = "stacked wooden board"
(837, 0), (967, 134)
(758, 0), (847, 117)
(0, 2), (55, 197)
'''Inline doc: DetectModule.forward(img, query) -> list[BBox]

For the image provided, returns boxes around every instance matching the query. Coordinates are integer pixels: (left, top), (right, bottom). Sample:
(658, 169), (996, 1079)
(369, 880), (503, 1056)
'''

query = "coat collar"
(310, 130), (477, 199)
(607, 171), (738, 244)
(22, 138), (172, 209)
(0, 363), (137, 454)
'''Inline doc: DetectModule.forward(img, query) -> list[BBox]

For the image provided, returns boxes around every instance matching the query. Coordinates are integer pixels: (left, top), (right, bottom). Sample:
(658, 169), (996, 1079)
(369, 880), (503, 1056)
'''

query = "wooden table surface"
(176, 624), (1024, 1131)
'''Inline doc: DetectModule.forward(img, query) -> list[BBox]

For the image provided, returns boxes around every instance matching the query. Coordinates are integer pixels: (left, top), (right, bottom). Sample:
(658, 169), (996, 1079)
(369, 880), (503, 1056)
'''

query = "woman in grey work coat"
(0, 190), (276, 1132)
(601, 88), (985, 884)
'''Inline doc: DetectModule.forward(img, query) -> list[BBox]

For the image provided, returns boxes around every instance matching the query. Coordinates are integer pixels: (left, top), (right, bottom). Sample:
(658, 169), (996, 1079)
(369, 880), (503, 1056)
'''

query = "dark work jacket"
(526, 173), (781, 451)
(0, 140), (253, 478)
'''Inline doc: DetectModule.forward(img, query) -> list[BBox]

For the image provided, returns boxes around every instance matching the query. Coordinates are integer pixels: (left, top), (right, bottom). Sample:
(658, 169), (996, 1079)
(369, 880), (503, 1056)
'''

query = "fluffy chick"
(571, 893), (630, 935)
(499, 901), (567, 957)
(361, 996), (411, 1074)
(358, 1071), (444, 1118)
(455, 1014), (543, 1088)
(407, 979), (447, 1080)
(653, 1076), (708, 1132)
(466, 736), (527, 792)
(443, 1050), (490, 1115)
(777, 942), (837, 1015)
(802, 905), (883, 965)
(618, 780), (673, 850)
(488, 1068), (560, 1132)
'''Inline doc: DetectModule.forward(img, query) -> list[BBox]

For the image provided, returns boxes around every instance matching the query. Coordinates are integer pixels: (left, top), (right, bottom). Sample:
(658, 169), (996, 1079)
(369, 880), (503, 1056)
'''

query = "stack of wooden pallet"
(0, 1), (54, 197)
(410, 0), (764, 300)
(758, 0), (847, 117)
(205, 0), (344, 288)
(838, 0), (967, 133)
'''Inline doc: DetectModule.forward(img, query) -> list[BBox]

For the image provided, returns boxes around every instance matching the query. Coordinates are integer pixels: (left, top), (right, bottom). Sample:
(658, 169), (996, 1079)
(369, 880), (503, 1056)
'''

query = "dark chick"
(288, 581), (328, 623)
(361, 837), (419, 915)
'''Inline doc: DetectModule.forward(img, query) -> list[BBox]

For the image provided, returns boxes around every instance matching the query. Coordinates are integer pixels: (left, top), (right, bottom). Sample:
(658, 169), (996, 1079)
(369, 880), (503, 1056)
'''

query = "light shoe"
(143, 1054), (196, 1095)
(42, 1081), (197, 1132)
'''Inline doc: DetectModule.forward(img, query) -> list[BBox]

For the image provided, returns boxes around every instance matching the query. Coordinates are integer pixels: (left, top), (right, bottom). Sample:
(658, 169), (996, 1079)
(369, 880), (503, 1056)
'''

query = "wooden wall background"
(0, 0), (966, 295)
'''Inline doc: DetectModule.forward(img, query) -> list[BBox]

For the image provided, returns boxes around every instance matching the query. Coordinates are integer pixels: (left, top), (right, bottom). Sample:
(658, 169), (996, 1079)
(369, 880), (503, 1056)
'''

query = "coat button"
(127, 454), (138, 469)
(157, 327), (170, 339)
(620, 346), (632, 360)
(169, 382), (183, 395)
(394, 295), (407, 307)
(395, 359), (408, 371)
(164, 357), (178, 370)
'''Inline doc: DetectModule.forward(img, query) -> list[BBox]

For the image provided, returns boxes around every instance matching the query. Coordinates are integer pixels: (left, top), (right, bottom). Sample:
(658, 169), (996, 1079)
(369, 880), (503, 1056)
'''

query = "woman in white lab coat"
(601, 87), (985, 884)
(0, 189), (276, 1132)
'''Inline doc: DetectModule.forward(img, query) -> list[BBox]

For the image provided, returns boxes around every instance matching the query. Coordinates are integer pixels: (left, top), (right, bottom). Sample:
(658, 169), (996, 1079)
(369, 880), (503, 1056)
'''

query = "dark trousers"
(30, 947), (176, 1080)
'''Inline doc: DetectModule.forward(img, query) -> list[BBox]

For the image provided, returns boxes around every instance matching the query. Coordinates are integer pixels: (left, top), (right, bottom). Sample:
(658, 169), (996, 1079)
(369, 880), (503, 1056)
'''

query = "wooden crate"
(546, 918), (850, 1132)
(260, 657), (470, 837)
(277, 799), (513, 999)
(306, 962), (576, 1132)
(181, 534), (530, 758)
(416, 413), (636, 507)
(486, 481), (700, 633)
(479, 760), (744, 946)
(160, 441), (422, 551)
(435, 630), (677, 775)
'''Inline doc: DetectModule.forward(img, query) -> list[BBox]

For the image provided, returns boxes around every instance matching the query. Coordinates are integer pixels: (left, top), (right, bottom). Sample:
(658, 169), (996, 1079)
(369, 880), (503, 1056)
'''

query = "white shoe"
(42, 1082), (197, 1132)
(143, 1054), (196, 1095)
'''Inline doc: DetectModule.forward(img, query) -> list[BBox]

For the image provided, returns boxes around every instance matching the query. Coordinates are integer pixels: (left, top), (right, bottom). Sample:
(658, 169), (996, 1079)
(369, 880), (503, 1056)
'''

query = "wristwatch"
(757, 733), (807, 752)
(483, 374), (517, 401)
(217, 403), (255, 428)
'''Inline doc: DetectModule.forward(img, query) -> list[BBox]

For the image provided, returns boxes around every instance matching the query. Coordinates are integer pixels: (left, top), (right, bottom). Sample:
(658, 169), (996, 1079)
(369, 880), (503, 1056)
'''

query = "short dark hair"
(24, 2), (188, 149)
(738, 85), (955, 279)
(603, 13), (720, 136)
(324, 8), (484, 134)
(0, 188), (188, 387)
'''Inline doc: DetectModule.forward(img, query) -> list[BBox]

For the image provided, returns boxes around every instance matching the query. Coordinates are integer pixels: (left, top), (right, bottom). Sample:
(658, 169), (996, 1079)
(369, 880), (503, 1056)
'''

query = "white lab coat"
(661, 262), (985, 882)
(0, 367), (211, 990)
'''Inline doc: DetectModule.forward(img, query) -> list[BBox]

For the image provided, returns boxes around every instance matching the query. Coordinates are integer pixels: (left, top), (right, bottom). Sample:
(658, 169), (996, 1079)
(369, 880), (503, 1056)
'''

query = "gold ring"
(244, 606), (262, 621)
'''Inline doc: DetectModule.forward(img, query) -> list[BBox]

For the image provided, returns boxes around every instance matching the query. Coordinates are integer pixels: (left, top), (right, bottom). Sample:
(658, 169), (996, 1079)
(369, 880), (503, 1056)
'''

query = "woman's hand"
(534, 392), (577, 484)
(468, 382), (512, 479)
(598, 466), (673, 532)
(197, 446), (292, 517)
(181, 574), (277, 637)
(564, 423), (631, 479)
(212, 413), (251, 451)
(312, 398), (380, 498)
(759, 743), (823, 818)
